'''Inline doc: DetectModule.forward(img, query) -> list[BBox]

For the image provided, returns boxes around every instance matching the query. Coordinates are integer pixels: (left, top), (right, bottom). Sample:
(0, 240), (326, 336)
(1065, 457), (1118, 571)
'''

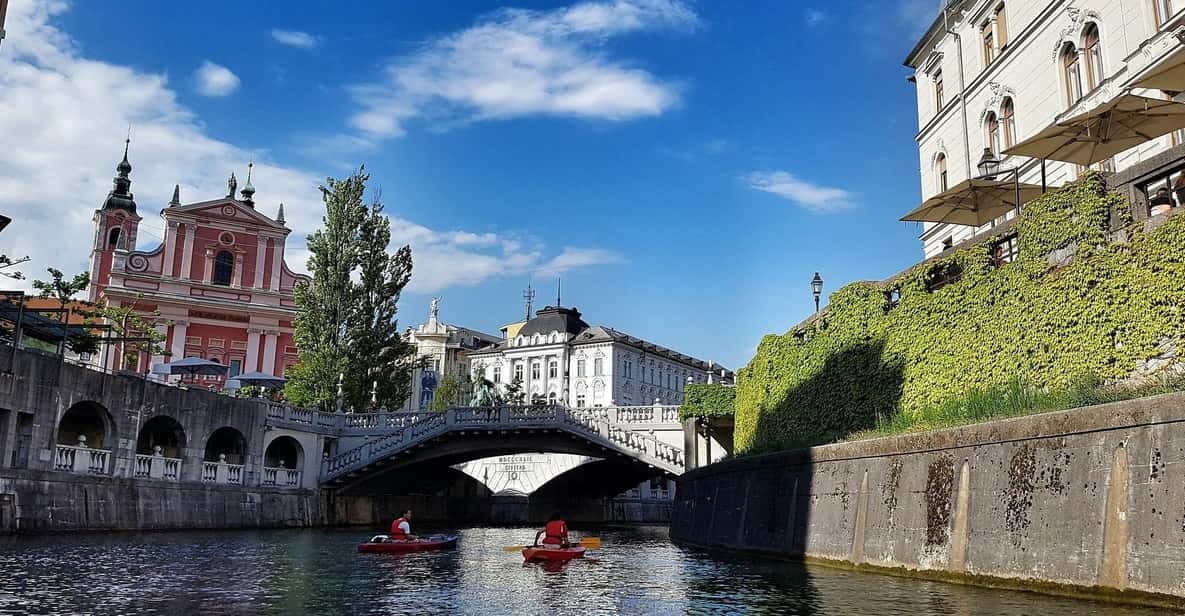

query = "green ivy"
(736, 174), (1185, 454)
(679, 383), (736, 421)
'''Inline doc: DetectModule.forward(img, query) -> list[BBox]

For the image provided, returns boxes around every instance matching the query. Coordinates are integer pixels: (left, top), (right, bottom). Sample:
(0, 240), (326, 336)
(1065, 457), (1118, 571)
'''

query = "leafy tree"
(286, 168), (416, 411)
(32, 268), (91, 355)
(90, 296), (168, 371)
(504, 375), (525, 406)
(429, 375), (461, 411)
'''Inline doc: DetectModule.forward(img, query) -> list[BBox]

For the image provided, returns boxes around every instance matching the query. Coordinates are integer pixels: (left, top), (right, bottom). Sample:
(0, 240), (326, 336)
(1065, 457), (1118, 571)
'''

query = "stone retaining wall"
(671, 392), (1185, 607)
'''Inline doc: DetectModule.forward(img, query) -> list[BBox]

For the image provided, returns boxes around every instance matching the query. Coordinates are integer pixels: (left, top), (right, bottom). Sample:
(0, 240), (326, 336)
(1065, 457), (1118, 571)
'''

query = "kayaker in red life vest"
(390, 509), (417, 541)
(533, 512), (569, 548)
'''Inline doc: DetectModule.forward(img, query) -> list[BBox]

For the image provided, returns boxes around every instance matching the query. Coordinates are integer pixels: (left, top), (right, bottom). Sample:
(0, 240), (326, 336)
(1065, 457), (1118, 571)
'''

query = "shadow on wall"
(752, 340), (906, 453)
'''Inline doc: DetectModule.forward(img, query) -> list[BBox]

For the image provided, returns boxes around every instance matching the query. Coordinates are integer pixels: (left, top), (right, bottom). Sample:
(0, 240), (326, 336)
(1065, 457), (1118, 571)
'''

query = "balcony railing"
(201, 460), (244, 485)
(134, 453), (182, 481)
(261, 467), (302, 488)
(54, 444), (110, 475)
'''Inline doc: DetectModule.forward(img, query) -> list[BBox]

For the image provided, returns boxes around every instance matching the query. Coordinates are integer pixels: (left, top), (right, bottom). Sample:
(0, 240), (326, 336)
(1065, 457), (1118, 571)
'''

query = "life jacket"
(390, 517), (409, 539)
(543, 519), (567, 545)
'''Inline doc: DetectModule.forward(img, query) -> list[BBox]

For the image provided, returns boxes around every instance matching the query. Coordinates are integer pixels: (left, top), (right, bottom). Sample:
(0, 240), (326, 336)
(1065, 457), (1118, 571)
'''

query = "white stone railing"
(611, 405), (681, 425)
(201, 460), (244, 485)
(262, 466), (302, 488)
(134, 453), (182, 480)
(322, 404), (684, 482)
(54, 444), (110, 475)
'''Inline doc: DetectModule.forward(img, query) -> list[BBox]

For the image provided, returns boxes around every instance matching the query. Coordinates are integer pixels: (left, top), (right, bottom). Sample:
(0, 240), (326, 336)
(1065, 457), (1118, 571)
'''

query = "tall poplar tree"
(285, 168), (414, 411)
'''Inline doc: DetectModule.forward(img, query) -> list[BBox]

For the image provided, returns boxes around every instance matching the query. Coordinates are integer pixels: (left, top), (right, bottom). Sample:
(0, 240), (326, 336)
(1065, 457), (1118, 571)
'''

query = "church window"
(107, 227), (123, 249)
(213, 250), (234, 286)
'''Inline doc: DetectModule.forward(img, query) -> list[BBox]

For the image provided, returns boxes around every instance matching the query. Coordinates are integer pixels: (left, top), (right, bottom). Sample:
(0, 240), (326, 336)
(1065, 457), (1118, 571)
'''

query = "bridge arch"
(57, 401), (115, 450)
(532, 458), (674, 501)
(204, 426), (247, 464)
(136, 415), (187, 457)
(264, 435), (304, 470)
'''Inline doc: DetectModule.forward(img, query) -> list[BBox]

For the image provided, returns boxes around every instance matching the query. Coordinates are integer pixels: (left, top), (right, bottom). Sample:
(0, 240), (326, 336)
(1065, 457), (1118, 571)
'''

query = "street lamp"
(976, 147), (1001, 180)
(810, 272), (823, 314)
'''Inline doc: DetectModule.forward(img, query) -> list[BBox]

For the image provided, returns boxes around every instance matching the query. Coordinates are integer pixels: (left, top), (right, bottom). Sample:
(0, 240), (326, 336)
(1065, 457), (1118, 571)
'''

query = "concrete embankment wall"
(0, 469), (320, 532)
(671, 392), (1185, 607)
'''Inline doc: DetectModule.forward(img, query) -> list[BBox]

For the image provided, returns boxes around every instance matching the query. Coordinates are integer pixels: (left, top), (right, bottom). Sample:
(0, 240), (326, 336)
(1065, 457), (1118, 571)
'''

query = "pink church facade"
(88, 147), (309, 384)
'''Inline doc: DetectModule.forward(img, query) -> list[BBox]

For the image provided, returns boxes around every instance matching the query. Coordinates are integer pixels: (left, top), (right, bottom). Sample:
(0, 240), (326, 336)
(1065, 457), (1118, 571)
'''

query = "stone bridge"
(264, 404), (686, 492)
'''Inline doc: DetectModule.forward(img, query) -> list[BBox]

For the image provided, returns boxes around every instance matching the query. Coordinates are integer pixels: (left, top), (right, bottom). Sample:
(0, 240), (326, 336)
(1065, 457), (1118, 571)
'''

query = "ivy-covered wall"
(678, 383), (735, 421)
(736, 175), (1185, 454)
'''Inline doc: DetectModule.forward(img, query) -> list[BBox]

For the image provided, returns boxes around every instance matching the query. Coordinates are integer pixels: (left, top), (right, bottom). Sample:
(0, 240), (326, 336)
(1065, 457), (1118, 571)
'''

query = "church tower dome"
(102, 138), (137, 214)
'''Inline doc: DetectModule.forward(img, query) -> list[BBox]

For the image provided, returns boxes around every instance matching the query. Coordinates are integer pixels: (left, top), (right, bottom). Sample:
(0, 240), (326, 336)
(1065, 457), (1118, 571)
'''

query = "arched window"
(1083, 24), (1103, 90)
(985, 112), (1001, 156)
(107, 227), (122, 249)
(213, 250), (234, 286)
(936, 153), (948, 192)
(1062, 43), (1083, 106)
(1001, 98), (1016, 148)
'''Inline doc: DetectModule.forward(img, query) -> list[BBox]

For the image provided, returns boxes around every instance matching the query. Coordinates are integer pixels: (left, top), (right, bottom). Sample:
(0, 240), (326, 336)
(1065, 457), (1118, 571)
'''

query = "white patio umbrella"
(1003, 94), (1185, 166)
(901, 177), (1045, 227)
(225, 371), (287, 389)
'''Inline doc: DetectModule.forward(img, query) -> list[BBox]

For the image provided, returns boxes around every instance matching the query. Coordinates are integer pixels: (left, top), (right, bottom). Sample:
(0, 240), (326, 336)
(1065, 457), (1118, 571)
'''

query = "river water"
(0, 526), (1172, 615)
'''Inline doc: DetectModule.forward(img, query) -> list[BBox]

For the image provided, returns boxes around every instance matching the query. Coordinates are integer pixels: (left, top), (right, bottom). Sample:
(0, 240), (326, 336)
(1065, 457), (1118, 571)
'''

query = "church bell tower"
(88, 139), (143, 302)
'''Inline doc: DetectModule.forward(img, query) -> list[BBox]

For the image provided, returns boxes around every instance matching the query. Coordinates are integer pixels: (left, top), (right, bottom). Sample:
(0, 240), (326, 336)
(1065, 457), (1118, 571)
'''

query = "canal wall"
(671, 392), (1185, 607)
(0, 469), (320, 531)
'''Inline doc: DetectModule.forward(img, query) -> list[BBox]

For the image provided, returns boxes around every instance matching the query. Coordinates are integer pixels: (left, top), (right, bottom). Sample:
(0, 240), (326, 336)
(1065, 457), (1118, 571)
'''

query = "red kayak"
(522, 545), (586, 563)
(358, 534), (458, 554)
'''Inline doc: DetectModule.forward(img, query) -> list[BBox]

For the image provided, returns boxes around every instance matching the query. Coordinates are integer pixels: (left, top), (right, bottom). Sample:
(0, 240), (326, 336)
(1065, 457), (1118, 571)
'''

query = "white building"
(468, 304), (732, 407)
(905, 0), (1185, 257)
(397, 298), (500, 411)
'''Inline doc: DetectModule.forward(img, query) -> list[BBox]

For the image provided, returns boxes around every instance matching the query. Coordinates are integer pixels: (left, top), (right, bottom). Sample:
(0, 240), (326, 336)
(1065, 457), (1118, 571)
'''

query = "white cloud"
(742, 171), (857, 213)
(194, 60), (240, 96)
(0, 1), (619, 295)
(804, 10), (828, 26)
(346, 0), (696, 140)
(270, 29), (319, 49)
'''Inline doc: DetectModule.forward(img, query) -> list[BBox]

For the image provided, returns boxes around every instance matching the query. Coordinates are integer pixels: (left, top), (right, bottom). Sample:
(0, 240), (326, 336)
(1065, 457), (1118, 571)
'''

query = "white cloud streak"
(347, 0), (696, 140)
(0, 1), (619, 295)
(742, 171), (857, 213)
(194, 60), (240, 96)
(804, 10), (828, 26)
(270, 29), (319, 49)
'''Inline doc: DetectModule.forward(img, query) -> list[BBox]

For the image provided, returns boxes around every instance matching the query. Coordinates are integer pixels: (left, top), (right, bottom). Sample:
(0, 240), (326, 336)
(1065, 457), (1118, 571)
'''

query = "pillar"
(169, 322), (188, 363)
(180, 225), (194, 280)
(162, 221), (178, 277)
(269, 239), (282, 291)
(246, 329), (262, 373)
(254, 237), (267, 288)
(149, 322), (169, 371)
(262, 332), (278, 375)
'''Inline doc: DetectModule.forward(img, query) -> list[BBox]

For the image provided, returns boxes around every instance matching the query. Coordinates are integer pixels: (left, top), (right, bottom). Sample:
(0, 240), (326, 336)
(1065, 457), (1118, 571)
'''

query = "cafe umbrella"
(151, 357), (229, 380)
(900, 177), (1045, 227)
(225, 371), (287, 390)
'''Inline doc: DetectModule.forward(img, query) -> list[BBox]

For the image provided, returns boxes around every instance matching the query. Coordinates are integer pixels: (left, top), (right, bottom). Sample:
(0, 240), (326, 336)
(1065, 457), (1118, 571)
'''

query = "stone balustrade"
(201, 458), (244, 485)
(261, 467), (302, 487)
(54, 444), (111, 475)
(134, 451), (182, 481)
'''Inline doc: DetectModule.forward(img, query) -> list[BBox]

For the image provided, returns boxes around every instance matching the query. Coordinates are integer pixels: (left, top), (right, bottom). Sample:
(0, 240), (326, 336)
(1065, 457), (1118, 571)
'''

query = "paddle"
(502, 537), (601, 552)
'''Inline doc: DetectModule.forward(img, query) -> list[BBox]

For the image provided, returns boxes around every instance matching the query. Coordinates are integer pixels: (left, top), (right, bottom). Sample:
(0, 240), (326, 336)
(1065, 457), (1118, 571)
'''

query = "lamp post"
(976, 147), (1022, 216)
(810, 272), (823, 314)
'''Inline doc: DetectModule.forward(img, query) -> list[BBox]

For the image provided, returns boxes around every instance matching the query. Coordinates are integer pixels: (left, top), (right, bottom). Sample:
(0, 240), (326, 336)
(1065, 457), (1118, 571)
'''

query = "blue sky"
(0, 0), (937, 369)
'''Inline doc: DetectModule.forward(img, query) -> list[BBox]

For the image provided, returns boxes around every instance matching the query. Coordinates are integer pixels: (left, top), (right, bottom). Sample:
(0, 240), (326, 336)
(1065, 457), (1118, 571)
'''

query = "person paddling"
(390, 509), (417, 542)
(533, 512), (569, 548)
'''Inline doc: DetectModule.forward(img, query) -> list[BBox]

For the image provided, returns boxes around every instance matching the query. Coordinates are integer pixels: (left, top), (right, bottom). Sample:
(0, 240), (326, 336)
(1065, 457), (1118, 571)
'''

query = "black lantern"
(976, 147), (1001, 180)
(811, 272), (823, 314)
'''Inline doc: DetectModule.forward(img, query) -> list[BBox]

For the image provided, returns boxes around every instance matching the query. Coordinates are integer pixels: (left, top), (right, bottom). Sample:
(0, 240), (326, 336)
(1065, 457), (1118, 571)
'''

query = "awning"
(1003, 94), (1185, 165)
(1133, 45), (1185, 92)
(901, 177), (1044, 227)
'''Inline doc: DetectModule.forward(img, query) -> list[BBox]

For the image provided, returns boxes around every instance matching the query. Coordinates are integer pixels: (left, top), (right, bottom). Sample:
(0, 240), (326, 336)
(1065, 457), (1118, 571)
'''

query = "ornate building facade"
(469, 304), (732, 407)
(88, 145), (309, 384)
(905, 0), (1185, 256)
(397, 298), (500, 411)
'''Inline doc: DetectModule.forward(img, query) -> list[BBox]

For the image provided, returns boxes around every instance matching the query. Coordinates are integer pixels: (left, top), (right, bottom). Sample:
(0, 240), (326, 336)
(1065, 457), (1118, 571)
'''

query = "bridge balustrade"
(54, 444), (111, 475)
(261, 467), (302, 487)
(201, 460), (244, 485)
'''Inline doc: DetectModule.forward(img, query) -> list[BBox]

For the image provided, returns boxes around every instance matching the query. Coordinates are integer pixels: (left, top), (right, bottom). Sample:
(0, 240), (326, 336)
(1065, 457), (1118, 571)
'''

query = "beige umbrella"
(1003, 94), (1185, 165)
(1133, 45), (1185, 92)
(900, 177), (1045, 226)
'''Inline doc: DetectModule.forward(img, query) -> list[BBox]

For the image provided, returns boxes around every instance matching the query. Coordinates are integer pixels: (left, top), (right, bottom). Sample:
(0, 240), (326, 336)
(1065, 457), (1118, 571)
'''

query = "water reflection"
(0, 528), (1173, 615)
